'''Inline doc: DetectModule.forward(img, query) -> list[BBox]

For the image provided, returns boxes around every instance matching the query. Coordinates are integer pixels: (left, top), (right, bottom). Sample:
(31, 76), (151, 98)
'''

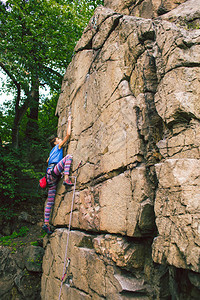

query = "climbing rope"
(58, 161), (82, 300)
(58, 175), (76, 300)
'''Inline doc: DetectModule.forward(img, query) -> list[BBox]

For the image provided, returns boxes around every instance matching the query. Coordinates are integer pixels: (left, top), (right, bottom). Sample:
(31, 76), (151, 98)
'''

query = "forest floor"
(0, 195), (47, 253)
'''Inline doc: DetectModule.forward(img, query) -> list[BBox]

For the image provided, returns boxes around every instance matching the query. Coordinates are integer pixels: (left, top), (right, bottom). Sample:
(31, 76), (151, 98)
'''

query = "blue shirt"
(48, 144), (63, 165)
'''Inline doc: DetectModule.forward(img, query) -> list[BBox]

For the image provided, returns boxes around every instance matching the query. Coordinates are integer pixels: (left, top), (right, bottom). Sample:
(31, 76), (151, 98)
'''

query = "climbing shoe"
(42, 224), (53, 235)
(63, 179), (73, 186)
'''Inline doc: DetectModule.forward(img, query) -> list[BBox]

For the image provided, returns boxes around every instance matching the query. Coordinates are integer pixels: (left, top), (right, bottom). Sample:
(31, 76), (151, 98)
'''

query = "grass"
(0, 226), (29, 253)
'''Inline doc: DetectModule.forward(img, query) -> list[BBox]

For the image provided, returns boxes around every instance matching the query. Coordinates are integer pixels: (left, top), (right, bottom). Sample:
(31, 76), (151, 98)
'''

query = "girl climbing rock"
(42, 114), (73, 234)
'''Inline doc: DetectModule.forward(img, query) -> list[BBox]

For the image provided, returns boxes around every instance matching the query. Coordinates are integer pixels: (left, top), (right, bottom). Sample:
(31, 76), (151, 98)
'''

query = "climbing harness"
(39, 163), (60, 190)
(48, 163), (58, 177)
(58, 161), (82, 300)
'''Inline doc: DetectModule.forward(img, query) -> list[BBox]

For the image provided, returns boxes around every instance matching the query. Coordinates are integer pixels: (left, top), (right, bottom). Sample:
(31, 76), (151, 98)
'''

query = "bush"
(0, 146), (43, 220)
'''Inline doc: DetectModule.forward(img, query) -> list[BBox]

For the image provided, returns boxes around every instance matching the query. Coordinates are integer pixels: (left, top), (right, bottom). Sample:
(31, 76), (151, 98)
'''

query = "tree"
(0, 0), (103, 148)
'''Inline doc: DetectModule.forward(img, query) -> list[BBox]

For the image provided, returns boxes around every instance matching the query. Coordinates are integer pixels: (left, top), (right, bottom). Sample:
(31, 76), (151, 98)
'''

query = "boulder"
(24, 245), (44, 272)
(0, 245), (42, 299)
(0, 247), (17, 298)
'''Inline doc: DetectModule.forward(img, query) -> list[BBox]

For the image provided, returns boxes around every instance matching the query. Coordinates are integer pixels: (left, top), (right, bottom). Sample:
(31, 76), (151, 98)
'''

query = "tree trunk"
(25, 77), (40, 140)
(12, 120), (19, 149)
(12, 84), (29, 149)
(0, 62), (30, 149)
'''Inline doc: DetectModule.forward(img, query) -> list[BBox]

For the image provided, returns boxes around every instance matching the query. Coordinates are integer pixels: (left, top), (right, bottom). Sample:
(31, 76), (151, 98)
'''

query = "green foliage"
(0, 206), (17, 221)
(30, 241), (39, 246)
(0, 145), (42, 217)
(0, 226), (29, 253)
(38, 93), (59, 139)
(0, 0), (103, 222)
(0, 0), (103, 145)
(0, 94), (58, 220)
(0, 92), (59, 146)
(0, 226), (29, 246)
(0, 100), (14, 144)
(0, 0), (103, 92)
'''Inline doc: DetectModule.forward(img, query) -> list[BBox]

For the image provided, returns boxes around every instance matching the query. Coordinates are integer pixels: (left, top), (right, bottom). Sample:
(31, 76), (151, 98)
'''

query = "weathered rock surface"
(24, 245), (44, 272)
(153, 159), (200, 272)
(104, 0), (187, 18)
(161, 0), (200, 27)
(42, 230), (158, 299)
(42, 1), (200, 299)
(0, 245), (43, 299)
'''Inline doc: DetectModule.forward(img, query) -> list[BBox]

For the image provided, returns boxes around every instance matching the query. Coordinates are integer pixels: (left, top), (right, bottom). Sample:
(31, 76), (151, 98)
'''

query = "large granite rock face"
(104, 0), (187, 18)
(42, 230), (154, 300)
(41, 1), (200, 299)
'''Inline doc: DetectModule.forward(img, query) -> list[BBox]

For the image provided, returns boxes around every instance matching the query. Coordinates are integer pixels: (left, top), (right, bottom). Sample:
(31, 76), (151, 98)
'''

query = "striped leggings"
(44, 154), (72, 224)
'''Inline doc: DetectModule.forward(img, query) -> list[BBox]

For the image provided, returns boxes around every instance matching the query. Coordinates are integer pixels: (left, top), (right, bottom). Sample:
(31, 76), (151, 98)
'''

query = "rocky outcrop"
(0, 206), (44, 299)
(42, 1), (200, 299)
(0, 245), (43, 299)
(104, 0), (187, 18)
(161, 0), (200, 27)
